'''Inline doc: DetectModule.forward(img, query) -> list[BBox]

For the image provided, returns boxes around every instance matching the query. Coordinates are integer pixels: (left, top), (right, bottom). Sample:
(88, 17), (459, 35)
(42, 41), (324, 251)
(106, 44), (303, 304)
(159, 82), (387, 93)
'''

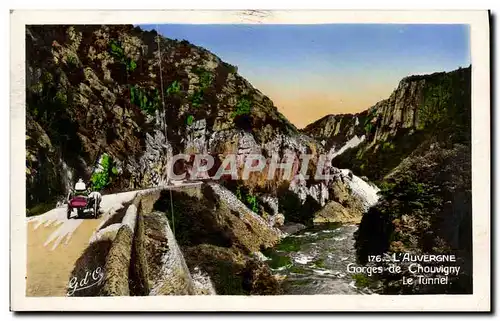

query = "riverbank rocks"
(279, 223), (307, 235)
(183, 244), (281, 295)
(274, 213), (285, 226)
(328, 178), (365, 216)
(313, 201), (361, 224)
(260, 195), (279, 216)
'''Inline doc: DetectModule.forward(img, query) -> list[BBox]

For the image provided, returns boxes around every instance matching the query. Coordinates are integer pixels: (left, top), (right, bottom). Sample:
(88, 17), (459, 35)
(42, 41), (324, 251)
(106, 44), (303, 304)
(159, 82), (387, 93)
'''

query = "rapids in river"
(262, 169), (381, 294)
(263, 223), (375, 294)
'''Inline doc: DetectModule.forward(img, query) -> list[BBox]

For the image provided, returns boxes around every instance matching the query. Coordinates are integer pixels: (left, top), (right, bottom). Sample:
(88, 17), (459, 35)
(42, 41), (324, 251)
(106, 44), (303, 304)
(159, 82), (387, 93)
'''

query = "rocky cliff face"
(26, 24), (369, 231)
(303, 74), (434, 150)
(25, 25), (317, 211)
(304, 67), (472, 294)
(303, 112), (368, 154)
(303, 67), (471, 181)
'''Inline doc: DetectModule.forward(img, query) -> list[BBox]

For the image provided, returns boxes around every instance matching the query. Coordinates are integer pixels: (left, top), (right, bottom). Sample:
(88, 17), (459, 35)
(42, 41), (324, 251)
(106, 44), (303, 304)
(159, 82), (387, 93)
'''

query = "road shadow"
(67, 239), (112, 297)
(99, 200), (134, 229)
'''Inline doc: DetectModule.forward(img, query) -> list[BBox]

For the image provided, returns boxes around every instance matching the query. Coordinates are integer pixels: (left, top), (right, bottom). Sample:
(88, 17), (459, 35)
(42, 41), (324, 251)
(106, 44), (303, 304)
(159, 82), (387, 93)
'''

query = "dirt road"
(26, 191), (138, 297)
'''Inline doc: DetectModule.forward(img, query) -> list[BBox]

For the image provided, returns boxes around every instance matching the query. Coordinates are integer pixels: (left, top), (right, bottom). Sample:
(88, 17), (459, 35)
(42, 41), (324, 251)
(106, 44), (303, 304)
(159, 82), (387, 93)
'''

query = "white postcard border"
(10, 9), (490, 311)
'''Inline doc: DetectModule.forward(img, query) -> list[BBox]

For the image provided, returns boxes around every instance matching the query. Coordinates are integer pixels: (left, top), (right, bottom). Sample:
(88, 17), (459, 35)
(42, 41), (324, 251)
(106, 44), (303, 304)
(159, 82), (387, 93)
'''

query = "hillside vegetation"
(303, 67), (472, 294)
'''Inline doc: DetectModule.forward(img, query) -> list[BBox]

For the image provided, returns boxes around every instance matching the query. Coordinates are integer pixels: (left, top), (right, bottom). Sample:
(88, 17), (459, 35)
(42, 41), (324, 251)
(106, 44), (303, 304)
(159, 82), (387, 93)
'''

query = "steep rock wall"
(26, 24), (300, 210)
(303, 67), (471, 181)
(26, 24), (367, 235)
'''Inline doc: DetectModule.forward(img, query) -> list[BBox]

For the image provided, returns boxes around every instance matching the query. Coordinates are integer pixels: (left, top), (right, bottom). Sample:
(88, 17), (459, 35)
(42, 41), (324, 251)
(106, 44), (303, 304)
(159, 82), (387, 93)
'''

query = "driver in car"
(67, 178), (89, 200)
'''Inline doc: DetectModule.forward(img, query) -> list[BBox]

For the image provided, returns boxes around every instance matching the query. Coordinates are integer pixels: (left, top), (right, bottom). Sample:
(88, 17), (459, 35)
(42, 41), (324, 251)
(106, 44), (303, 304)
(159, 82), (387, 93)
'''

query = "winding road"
(26, 191), (138, 296)
(26, 181), (202, 297)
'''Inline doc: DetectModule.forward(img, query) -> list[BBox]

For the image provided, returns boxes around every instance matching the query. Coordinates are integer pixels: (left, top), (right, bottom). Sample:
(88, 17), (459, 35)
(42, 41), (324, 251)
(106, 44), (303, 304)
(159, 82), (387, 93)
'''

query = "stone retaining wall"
(98, 184), (202, 296)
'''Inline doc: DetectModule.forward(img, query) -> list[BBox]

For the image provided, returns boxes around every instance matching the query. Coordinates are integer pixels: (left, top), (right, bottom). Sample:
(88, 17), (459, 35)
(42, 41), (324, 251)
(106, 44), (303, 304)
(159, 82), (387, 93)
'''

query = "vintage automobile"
(67, 191), (101, 219)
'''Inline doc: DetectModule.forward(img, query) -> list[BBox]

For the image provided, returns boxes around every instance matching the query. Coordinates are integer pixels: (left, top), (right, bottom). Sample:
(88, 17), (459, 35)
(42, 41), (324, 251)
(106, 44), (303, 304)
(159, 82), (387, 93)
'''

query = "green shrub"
(418, 75), (455, 129)
(110, 40), (125, 58)
(189, 89), (204, 108)
(246, 194), (259, 213)
(378, 181), (396, 193)
(199, 71), (213, 90)
(30, 82), (44, 95)
(186, 115), (195, 126)
(91, 154), (111, 191)
(90, 153), (119, 191)
(66, 53), (78, 66)
(226, 63), (238, 74)
(187, 69), (213, 108)
(192, 67), (213, 85)
(231, 98), (252, 118)
(110, 39), (137, 73)
(127, 59), (137, 72)
(130, 85), (160, 114)
(417, 67), (470, 135)
(41, 71), (53, 84)
(91, 171), (108, 191)
(166, 80), (181, 96)
(382, 142), (395, 151)
(235, 185), (260, 214)
(352, 273), (372, 288)
(377, 174), (442, 221)
(364, 122), (373, 134)
(54, 91), (68, 105)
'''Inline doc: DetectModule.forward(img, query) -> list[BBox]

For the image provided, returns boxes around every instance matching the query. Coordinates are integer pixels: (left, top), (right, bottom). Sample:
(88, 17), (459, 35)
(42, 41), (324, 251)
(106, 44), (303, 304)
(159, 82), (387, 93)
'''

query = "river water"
(262, 169), (380, 295)
(263, 223), (375, 295)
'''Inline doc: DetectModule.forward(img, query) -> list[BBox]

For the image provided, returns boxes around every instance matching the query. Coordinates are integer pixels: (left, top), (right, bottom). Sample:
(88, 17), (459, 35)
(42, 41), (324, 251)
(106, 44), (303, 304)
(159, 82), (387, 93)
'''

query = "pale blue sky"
(139, 24), (470, 127)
